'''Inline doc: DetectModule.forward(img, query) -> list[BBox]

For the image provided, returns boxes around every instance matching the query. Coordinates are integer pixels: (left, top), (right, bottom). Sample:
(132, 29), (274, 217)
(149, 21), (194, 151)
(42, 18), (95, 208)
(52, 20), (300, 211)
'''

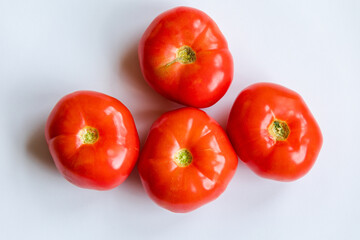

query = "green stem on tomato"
(174, 148), (193, 167)
(268, 119), (290, 141)
(79, 126), (99, 144)
(165, 46), (196, 67)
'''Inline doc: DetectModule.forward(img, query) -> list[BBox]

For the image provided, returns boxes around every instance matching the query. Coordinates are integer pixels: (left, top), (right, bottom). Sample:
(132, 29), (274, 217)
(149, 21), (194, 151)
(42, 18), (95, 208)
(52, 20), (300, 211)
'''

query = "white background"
(1, 0), (359, 239)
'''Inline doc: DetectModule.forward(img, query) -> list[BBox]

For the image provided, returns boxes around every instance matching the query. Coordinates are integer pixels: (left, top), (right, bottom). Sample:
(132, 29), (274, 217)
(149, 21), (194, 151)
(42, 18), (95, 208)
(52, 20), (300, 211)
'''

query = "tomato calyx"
(166, 46), (196, 67)
(176, 46), (196, 64)
(268, 119), (290, 141)
(78, 126), (99, 144)
(174, 148), (193, 167)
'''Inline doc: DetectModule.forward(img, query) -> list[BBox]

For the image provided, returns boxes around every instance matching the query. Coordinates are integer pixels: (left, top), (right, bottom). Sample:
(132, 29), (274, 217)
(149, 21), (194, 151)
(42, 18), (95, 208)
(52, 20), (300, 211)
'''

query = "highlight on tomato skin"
(45, 91), (140, 190)
(226, 82), (323, 182)
(138, 107), (238, 213)
(138, 6), (234, 108)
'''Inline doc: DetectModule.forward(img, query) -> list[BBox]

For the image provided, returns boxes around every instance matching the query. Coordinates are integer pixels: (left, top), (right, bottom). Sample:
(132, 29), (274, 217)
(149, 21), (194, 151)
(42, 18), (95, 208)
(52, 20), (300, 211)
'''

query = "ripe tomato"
(138, 107), (238, 213)
(45, 91), (139, 190)
(227, 83), (323, 181)
(138, 6), (233, 108)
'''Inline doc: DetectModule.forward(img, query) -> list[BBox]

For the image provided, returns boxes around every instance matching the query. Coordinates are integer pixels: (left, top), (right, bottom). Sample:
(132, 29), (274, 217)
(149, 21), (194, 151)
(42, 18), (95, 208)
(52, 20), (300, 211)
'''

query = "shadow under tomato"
(214, 103), (232, 130)
(119, 163), (146, 196)
(26, 121), (58, 173)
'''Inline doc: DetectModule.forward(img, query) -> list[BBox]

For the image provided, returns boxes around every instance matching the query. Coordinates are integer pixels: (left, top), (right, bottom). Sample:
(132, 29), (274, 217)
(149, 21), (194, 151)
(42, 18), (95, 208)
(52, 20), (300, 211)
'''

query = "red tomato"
(45, 91), (139, 190)
(227, 83), (323, 181)
(138, 107), (238, 213)
(138, 6), (233, 108)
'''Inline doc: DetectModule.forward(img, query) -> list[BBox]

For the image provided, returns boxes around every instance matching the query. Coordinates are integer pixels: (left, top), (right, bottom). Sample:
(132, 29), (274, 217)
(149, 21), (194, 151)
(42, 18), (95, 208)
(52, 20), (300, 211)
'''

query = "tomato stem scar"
(79, 126), (99, 144)
(268, 119), (290, 141)
(174, 148), (193, 167)
(166, 46), (196, 67)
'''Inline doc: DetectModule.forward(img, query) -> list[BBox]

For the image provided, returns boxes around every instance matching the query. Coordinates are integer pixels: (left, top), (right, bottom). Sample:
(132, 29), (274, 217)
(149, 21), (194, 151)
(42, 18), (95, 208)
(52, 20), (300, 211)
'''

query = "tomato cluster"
(45, 6), (323, 213)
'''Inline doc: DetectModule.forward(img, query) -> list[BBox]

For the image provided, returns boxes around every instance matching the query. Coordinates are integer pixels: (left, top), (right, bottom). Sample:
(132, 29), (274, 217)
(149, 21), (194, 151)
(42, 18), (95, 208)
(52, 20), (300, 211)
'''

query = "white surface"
(1, 0), (359, 239)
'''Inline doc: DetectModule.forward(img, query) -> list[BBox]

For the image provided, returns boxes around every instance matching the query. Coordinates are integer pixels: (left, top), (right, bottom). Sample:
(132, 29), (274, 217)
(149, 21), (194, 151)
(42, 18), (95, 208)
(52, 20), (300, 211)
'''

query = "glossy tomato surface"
(227, 83), (323, 181)
(138, 107), (238, 213)
(45, 91), (139, 190)
(138, 6), (233, 108)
